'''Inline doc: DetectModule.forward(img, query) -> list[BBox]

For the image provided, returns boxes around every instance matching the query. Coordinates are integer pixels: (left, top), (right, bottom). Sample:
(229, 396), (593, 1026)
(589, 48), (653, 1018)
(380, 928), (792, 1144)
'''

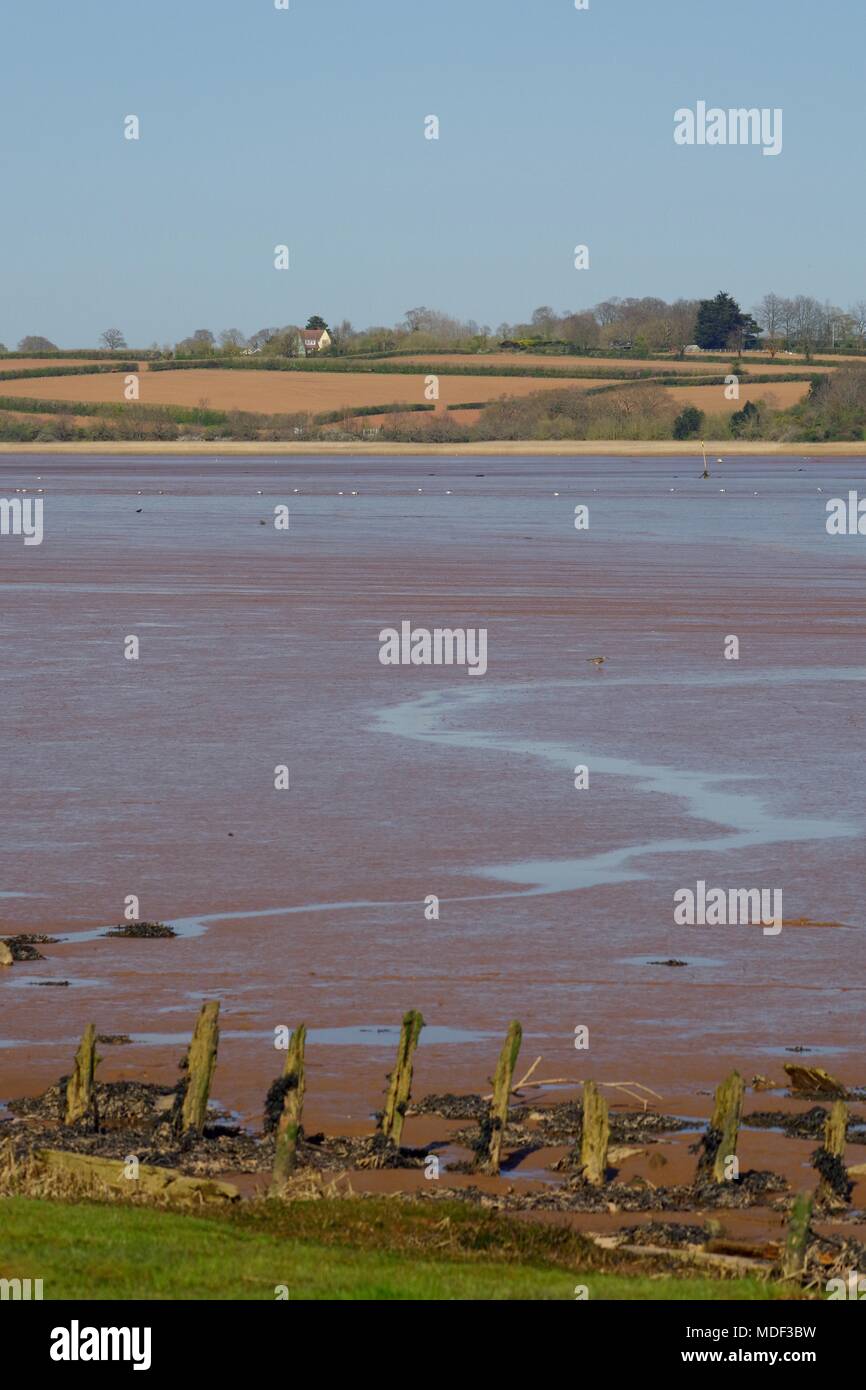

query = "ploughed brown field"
(670, 381), (813, 412)
(739, 349), (865, 365)
(0, 370), (621, 414)
(0, 369), (814, 419)
(379, 352), (835, 377)
(372, 353), (723, 373)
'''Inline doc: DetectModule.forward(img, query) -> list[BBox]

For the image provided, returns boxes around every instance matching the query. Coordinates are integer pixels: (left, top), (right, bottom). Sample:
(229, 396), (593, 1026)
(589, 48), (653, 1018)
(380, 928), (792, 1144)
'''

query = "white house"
(302, 327), (332, 354)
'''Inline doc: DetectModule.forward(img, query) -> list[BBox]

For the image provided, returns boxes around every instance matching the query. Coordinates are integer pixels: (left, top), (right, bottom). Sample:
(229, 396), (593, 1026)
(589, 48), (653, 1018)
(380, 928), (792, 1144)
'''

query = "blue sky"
(0, 0), (861, 346)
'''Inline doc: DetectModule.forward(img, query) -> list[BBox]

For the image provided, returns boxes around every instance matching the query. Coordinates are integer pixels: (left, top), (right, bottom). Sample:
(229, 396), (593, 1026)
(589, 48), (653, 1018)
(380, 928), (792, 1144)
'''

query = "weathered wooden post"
(825, 1099), (847, 1156)
(380, 1009), (424, 1146)
(814, 1098), (850, 1207)
(178, 1001), (220, 1137)
(580, 1080), (609, 1186)
(781, 1191), (813, 1280)
(65, 1023), (98, 1128)
(477, 1020), (522, 1176)
(698, 1070), (744, 1183)
(271, 1023), (307, 1191)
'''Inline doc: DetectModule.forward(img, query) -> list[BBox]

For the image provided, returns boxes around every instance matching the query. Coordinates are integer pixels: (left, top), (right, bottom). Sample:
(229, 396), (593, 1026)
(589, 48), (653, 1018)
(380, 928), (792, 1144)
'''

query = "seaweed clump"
(1, 935), (59, 961)
(103, 921), (177, 939)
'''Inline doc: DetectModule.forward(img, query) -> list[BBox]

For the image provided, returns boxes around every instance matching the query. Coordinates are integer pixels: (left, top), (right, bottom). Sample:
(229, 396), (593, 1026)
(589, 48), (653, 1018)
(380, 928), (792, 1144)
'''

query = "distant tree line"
(496, 291), (866, 358)
(156, 294), (866, 359)
(7, 291), (866, 362)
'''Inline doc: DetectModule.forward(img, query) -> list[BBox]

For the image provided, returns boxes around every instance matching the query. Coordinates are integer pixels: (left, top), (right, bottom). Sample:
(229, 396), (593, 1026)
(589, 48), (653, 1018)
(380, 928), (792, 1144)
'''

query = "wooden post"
(580, 1080), (609, 1186)
(478, 1020), (522, 1176)
(781, 1191), (813, 1280)
(380, 1009), (424, 1146)
(178, 1001), (220, 1137)
(699, 1070), (744, 1183)
(271, 1024), (307, 1191)
(65, 1023), (98, 1127)
(824, 1099), (847, 1158)
(815, 1098), (850, 1206)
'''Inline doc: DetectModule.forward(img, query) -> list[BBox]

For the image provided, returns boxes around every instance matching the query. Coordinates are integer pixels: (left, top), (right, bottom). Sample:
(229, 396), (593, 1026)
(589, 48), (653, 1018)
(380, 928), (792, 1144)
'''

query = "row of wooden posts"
(63, 1004), (844, 1270)
(65, 1009), (536, 1185)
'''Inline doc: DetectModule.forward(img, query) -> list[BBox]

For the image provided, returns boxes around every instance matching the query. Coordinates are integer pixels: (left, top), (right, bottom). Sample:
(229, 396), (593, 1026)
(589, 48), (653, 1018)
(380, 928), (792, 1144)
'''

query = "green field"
(0, 1195), (808, 1301)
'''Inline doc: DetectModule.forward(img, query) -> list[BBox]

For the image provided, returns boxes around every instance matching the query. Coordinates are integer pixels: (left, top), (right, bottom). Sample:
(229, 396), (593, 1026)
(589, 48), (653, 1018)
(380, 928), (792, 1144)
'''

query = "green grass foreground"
(0, 1195), (808, 1301)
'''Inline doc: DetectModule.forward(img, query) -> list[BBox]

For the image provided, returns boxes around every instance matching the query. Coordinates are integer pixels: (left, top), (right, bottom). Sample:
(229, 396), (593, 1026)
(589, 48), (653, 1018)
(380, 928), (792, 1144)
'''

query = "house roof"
(303, 327), (328, 342)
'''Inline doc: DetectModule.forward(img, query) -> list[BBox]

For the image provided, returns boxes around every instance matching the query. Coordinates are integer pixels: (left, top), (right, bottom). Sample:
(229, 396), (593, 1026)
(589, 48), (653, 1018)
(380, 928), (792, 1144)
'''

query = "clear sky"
(1, 0), (861, 346)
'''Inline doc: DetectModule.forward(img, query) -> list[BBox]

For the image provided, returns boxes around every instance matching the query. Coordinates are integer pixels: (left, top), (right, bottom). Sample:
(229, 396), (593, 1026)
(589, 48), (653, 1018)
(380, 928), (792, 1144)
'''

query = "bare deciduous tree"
(99, 328), (127, 350)
(848, 301), (866, 343)
(559, 311), (600, 349)
(218, 328), (247, 351)
(754, 293), (783, 355)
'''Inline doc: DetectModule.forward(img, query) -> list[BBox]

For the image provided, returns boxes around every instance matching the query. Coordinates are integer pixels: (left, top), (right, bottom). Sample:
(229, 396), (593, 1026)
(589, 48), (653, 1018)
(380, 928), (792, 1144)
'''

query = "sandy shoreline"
(0, 439), (863, 457)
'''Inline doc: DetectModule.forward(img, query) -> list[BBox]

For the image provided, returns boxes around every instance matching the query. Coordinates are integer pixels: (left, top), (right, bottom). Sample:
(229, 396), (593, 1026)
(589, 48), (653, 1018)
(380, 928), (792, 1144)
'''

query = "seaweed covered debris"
(6, 1079), (265, 1174)
(453, 1103), (690, 1162)
(9, 1078), (176, 1128)
(102, 921), (177, 939)
(300, 1132), (427, 1172)
(1, 934), (59, 961)
(411, 1093), (509, 1122)
(616, 1220), (707, 1248)
(541, 1103), (690, 1146)
(419, 1168), (789, 1215)
(6, 1074), (430, 1179)
(812, 1144), (853, 1209)
(747, 1105), (866, 1142)
(804, 1231), (866, 1282)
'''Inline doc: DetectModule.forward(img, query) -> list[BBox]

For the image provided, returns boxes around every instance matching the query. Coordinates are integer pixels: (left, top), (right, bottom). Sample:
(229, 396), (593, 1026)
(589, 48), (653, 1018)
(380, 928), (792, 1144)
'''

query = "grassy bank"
(0, 1194), (803, 1300)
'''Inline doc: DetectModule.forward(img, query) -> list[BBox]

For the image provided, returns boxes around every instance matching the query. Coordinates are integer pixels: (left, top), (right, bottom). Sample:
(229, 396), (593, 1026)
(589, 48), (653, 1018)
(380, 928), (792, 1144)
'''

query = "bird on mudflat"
(587, 656), (606, 667)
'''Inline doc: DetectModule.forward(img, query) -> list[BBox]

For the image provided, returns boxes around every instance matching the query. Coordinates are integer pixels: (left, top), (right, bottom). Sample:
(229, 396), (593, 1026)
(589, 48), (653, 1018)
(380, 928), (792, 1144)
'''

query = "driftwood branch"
(481, 1066), (664, 1107)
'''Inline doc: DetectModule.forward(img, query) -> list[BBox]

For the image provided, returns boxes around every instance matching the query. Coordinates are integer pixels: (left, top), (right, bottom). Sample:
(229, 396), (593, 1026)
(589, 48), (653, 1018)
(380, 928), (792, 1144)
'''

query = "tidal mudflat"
(1, 453), (864, 1164)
